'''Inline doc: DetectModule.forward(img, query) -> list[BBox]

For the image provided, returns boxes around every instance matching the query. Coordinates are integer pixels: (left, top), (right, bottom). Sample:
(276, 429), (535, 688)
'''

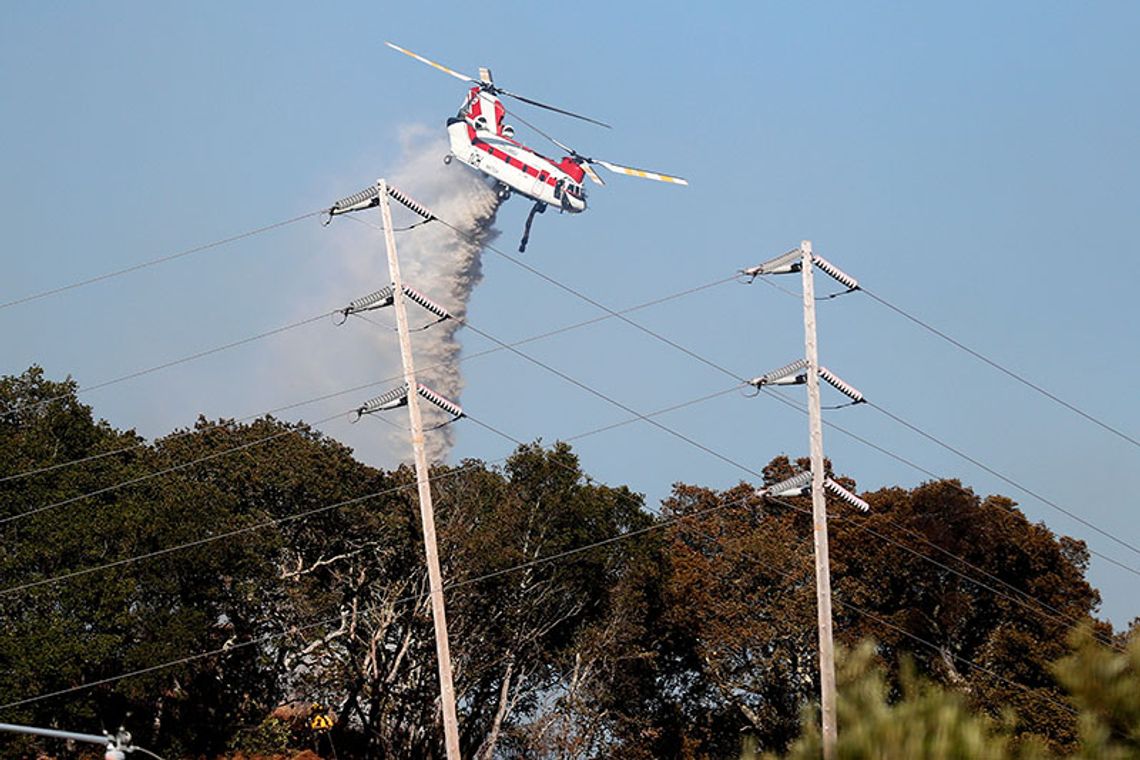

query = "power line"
(0, 210), (325, 312)
(9, 202), (1110, 707)
(0, 380), (1103, 724)
(1, 269), (737, 525)
(759, 388), (1140, 579)
(2, 188), (1119, 724)
(749, 272), (1140, 453)
(428, 217), (748, 385)
(1, 273), (733, 484)
(412, 229), (1139, 633)
(473, 383), (1120, 653)
(445, 308), (1116, 655)
(459, 317), (755, 475)
(1, 461), (480, 597)
(2, 312), (334, 419)
(747, 270), (1140, 565)
(841, 511), (1123, 654)
(363, 214), (1136, 641)
(866, 399), (1140, 563)
(0, 484), (756, 712)
(1, 387), (738, 596)
(861, 287), (1140, 451)
(0, 412), (346, 526)
(834, 594), (1080, 718)
(0, 379), (384, 485)
(695, 514), (1082, 720)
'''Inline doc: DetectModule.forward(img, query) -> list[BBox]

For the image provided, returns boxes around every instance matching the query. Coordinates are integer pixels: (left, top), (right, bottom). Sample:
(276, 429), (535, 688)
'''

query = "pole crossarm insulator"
(341, 285), (451, 322)
(825, 478), (869, 511)
(356, 383), (464, 420)
(403, 286), (451, 321)
(818, 366), (865, 403)
(343, 286), (396, 316)
(328, 185), (381, 217)
(742, 248), (803, 278)
(811, 254), (859, 291)
(757, 470), (814, 498)
(742, 247), (859, 292)
(754, 472), (869, 511)
(327, 182), (436, 221)
(416, 384), (464, 419)
(749, 358), (809, 387)
(386, 185), (435, 221)
(357, 384), (411, 417)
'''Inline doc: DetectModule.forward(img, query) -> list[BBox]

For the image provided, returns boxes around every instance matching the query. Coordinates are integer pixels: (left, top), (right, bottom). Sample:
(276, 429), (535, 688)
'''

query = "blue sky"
(3, 3), (1139, 627)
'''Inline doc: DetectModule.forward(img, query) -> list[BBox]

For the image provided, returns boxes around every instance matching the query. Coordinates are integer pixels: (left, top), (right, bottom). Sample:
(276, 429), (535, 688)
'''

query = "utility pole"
(326, 179), (462, 758)
(745, 242), (866, 760)
(801, 240), (838, 759)
(375, 179), (462, 760)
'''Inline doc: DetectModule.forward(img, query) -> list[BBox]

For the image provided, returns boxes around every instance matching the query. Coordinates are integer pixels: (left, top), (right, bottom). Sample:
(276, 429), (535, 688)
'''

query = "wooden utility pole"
(376, 179), (462, 760)
(801, 239), (838, 759)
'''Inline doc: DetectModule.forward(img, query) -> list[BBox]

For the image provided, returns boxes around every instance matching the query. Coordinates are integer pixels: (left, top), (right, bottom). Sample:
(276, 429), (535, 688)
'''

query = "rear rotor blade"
(499, 105), (577, 154)
(385, 42), (476, 84)
(582, 163), (606, 186)
(596, 159), (688, 186)
(499, 89), (612, 129)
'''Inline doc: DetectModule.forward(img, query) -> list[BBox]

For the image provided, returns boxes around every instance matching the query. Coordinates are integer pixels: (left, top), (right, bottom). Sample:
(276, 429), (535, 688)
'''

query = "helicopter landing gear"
(443, 153), (453, 165)
(518, 201), (546, 253)
(496, 183), (511, 202)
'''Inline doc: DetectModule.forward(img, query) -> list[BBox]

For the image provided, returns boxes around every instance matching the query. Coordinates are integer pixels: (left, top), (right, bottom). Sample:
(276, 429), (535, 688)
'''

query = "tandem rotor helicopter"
(385, 42), (688, 251)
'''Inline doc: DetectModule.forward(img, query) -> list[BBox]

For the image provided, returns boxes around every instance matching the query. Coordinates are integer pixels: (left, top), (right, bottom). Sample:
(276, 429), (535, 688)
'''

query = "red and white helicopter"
(386, 42), (688, 251)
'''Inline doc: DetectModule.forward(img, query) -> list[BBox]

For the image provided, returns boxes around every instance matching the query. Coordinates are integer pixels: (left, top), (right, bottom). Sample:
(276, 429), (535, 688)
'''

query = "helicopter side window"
(553, 179), (564, 199)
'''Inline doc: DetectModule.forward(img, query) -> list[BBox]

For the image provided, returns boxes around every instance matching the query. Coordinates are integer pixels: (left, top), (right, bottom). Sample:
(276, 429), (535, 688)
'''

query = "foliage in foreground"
(770, 642), (1042, 760)
(766, 625), (1140, 760)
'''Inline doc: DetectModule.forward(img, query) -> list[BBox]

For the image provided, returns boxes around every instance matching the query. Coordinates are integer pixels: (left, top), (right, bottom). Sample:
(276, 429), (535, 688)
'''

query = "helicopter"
(386, 42), (688, 251)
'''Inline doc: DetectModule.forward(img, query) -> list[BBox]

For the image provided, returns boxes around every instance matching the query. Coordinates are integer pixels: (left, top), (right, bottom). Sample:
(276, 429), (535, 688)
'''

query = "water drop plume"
(280, 129), (501, 467)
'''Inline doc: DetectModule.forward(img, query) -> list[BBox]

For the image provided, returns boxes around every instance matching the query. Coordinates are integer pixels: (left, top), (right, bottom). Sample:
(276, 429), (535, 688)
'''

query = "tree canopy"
(0, 368), (1131, 759)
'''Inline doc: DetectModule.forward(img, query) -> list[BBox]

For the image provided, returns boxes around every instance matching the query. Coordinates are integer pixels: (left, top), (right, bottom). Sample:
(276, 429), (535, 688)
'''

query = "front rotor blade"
(596, 160), (688, 185)
(499, 89), (612, 129)
(385, 42), (476, 84)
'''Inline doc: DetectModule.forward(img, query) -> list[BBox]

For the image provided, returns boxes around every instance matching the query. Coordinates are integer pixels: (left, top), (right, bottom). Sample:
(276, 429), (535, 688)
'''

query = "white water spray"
(378, 138), (501, 460)
(276, 129), (501, 467)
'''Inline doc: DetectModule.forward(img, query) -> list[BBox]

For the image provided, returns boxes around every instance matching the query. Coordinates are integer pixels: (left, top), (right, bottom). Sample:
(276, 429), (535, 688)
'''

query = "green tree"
(1053, 625), (1140, 759)
(771, 642), (1047, 760)
(0, 369), (296, 757)
(617, 456), (1105, 757)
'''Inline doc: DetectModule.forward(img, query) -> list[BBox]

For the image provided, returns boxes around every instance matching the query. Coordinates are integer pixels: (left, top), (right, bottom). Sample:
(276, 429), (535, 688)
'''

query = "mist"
(273, 128), (501, 467)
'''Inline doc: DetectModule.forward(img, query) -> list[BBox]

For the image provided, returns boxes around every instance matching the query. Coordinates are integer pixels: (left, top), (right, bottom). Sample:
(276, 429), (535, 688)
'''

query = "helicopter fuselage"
(446, 87), (588, 213)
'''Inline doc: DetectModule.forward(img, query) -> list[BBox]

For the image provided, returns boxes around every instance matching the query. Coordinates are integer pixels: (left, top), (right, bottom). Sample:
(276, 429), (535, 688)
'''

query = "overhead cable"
(0, 210), (324, 312)
(759, 387), (1140, 579)
(861, 287), (1140, 451)
(0, 274), (734, 486)
(1, 386), (738, 597)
